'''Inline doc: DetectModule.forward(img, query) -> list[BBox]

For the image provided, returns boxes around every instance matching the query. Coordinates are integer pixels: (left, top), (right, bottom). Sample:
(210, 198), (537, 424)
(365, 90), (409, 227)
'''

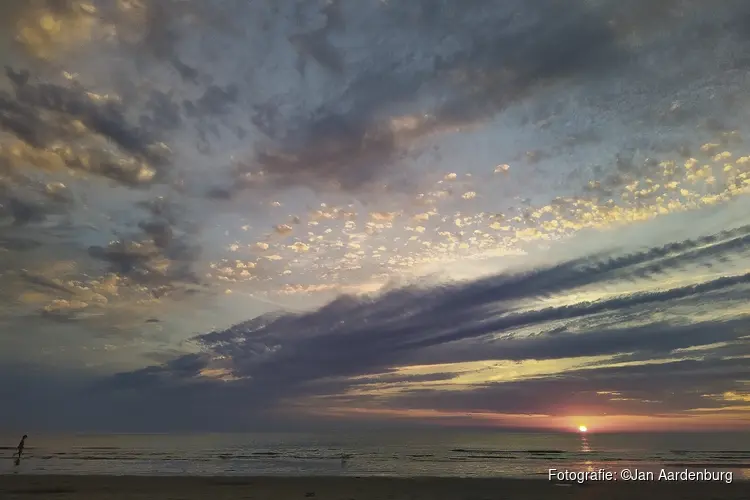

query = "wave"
(450, 449), (565, 454)
(10, 434), (750, 478)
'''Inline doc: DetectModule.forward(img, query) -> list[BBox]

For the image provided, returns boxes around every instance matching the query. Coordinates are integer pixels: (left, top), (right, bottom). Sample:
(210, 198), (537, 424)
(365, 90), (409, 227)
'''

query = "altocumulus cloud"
(3, 0), (750, 431)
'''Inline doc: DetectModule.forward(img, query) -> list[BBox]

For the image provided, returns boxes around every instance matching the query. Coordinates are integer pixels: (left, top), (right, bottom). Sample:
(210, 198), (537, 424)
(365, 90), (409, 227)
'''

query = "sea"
(1, 431), (749, 479)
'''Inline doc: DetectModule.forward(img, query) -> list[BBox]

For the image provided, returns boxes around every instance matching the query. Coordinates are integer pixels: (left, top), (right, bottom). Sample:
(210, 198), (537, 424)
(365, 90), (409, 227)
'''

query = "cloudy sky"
(2, 0), (750, 433)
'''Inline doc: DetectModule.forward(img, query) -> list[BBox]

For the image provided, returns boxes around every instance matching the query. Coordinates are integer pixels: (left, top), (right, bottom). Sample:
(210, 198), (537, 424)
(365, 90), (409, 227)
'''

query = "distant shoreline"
(2, 475), (750, 500)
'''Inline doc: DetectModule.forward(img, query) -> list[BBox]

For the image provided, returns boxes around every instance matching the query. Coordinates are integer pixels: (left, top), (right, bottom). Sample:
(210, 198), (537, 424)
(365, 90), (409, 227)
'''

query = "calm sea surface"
(2, 431), (749, 479)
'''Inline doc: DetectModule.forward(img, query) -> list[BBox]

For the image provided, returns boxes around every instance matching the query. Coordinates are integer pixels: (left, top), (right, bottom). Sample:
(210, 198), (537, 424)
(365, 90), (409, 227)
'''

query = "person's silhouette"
(13, 435), (27, 466)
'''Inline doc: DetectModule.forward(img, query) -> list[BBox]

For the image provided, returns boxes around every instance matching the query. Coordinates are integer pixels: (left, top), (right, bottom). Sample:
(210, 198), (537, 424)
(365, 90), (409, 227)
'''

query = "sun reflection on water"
(580, 434), (595, 472)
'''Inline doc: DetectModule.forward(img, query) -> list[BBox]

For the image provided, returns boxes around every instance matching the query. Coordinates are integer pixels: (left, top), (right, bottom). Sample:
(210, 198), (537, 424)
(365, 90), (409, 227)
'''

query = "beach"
(1, 476), (749, 500)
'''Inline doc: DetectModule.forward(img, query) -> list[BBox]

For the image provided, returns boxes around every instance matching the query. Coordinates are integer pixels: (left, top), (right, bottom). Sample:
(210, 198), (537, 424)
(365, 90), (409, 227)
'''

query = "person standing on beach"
(13, 435), (27, 465)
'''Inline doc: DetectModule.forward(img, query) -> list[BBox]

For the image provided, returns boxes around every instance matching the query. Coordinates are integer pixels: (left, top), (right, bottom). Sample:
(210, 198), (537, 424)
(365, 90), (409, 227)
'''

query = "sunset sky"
(1, 0), (750, 433)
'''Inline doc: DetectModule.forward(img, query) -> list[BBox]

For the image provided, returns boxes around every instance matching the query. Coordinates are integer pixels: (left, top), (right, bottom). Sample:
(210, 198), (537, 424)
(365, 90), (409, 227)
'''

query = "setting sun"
(578, 425), (588, 433)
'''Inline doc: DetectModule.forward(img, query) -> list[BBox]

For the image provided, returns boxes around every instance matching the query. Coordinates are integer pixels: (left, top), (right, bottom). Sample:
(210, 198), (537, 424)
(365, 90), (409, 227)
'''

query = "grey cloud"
(140, 91), (183, 132)
(0, 93), (54, 148)
(0, 235), (41, 252)
(417, 319), (750, 366)
(288, 0), (345, 74)
(233, 0), (626, 193)
(93, 226), (750, 429)
(399, 271), (750, 351)
(247, 113), (398, 193)
(3, 0), (750, 198)
(0, 60), (232, 310)
(110, 0), (202, 82)
(6, 67), (165, 162)
(105, 352), (210, 391)
(288, 31), (343, 74)
(184, 84), (239, 118)
(237, 0), (750, 195)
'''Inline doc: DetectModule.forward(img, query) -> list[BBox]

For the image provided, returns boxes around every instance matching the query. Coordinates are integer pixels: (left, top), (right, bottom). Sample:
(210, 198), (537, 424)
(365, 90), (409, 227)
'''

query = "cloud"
(417, 319), (750, 366)
(236, 0), (626, 194)
(379, 356), (750, 417)
(92, 224), (750, 429)
(3, 0), (750, 432)
(235, 0), (741, 196)
(5, 67), (163, 160)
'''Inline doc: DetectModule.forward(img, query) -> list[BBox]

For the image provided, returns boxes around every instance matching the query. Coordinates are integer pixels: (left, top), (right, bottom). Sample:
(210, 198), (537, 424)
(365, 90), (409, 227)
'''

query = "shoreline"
(2, 475), (750, 499)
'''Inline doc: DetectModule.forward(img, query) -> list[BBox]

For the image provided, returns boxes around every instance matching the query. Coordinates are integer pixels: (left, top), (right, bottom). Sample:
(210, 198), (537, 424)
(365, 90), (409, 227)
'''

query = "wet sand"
(1, 475), (749, 500)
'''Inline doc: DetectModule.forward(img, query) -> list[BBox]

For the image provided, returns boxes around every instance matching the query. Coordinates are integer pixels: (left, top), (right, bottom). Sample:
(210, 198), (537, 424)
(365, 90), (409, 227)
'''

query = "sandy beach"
(0, 475), (749, 500)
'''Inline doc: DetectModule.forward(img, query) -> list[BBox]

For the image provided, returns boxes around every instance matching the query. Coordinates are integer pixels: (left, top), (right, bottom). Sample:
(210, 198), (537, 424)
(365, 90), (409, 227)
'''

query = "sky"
(1, 0), (750, 433)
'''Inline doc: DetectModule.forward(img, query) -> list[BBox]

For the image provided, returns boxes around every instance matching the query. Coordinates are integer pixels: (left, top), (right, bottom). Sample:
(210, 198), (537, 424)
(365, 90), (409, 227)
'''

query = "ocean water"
(1, 431), (749, 479)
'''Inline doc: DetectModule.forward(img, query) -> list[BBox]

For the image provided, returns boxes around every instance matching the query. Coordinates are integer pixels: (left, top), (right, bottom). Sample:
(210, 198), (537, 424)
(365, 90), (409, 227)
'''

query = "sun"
(578, 425), (588, 433)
